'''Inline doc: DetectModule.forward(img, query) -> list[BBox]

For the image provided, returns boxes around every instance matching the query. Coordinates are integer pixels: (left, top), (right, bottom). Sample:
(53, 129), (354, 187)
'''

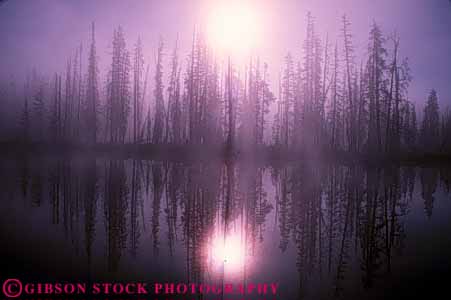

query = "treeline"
(274, 14), (450, 155)
(9, 22), (275, 151)
(1, 14), (450, 156)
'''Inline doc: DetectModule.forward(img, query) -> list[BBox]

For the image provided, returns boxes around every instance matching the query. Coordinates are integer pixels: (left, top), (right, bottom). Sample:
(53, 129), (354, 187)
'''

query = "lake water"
(1, 157), (451, 299)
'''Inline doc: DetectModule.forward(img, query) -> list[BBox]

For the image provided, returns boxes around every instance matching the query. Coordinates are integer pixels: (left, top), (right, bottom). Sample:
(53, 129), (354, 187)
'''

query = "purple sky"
(0, 0), (450, 109)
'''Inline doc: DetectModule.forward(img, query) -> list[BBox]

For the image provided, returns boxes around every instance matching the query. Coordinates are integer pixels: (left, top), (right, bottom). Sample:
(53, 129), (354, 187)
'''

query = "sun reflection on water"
(209, 232), (246, 273)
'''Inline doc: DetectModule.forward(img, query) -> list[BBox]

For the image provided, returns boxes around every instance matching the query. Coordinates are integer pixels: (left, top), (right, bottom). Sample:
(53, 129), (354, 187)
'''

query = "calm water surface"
(1, 156), (451, 300)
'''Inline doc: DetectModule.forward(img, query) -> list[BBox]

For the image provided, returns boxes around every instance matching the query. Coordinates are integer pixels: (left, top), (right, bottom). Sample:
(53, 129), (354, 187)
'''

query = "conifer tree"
(85, 22), (99, 144)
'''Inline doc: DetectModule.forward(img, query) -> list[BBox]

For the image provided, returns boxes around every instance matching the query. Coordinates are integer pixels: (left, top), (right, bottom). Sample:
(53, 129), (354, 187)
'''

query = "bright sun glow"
(210, 233), (245, 271)
(206, 1), (260, 55)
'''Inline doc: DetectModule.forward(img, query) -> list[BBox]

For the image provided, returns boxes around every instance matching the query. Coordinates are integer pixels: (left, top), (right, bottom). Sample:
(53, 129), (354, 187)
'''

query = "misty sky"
(0, 0), (450, 109)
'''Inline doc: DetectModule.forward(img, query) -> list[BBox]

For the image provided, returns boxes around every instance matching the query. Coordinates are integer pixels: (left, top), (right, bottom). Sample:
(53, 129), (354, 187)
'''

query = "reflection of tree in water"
(255, 168), (272, 242)
(60, 158), (84, 251)
(237, 162), (273, 282)
(20, 157), (30, 198)
(104, 160), (129, 271)
(48, 159), (61, 224)
(164, 162), (183, 256)
(271, 163), (417, 298)
(182, 162), (222, 283)
(0, 160), (17, 209)
(440, 166), (451, 194)
(129, 159), (140, 257)
(18, 158), (101, 266)
(31, 163), (43, 207)
(272, 164), (292, 252)
(82, 158), (98, 264)
(151, 162), (163, 256)
(359, 167), (404, 289)
(420, 167), (439, 218)
(10, 158), (451, 296)
(240, 164), (273, 252)
(178, 160), (273, 284)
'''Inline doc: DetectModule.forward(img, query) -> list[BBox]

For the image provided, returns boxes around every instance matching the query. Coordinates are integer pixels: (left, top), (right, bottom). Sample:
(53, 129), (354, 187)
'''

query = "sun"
(206, 1), (261, 55)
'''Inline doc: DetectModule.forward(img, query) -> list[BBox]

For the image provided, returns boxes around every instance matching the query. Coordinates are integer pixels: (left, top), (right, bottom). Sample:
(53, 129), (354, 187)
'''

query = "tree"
(20, 79), (31, 142)
(280, 53), (295, 148)
(366, 22), (387, 153)
(421, 89), (440, 151)
(85, 22), (99, 144)
(403, 103), (417, 150)
(166, 39), (181, 144)
(32, 85), (45, 141)
(49, 74), (62, 142)
(328, 43), (341, 150)
(153, 38), (165, 144)
(132, 37), (144, 143)
(106, 26), (130, 144)
(342, 15), (356, 152)
(299, 13), (324, 151)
